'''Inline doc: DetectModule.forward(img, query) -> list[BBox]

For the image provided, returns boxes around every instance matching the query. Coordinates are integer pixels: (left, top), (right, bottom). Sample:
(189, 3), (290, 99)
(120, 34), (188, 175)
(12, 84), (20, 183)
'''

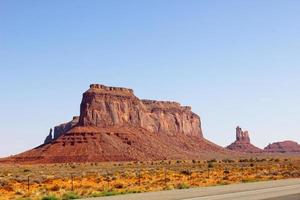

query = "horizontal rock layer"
(4, 126), (230, 164)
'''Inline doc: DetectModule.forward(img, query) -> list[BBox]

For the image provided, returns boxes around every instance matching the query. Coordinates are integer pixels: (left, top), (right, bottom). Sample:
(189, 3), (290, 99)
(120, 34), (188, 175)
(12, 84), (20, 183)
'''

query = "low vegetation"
(0, 158), (299, 200)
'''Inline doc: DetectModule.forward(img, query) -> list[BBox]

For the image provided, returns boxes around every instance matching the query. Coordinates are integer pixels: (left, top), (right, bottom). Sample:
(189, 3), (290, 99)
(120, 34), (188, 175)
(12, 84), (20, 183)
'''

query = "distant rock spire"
(226, 126), (262, 153)
(236, 126), (250, 143)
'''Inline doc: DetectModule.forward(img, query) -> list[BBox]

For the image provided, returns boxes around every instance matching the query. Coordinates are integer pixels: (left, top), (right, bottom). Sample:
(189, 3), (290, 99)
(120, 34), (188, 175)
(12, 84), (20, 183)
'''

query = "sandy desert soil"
(0, 157), (299, 200)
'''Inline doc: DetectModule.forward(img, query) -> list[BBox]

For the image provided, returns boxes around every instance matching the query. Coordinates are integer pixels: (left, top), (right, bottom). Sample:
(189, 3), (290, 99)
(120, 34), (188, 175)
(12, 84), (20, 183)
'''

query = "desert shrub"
(62, 192), (80, 200)
(241, 178), (257, 183)
(49, 184), (60, 191)
(125, 190), (141, 194)
(15, 191), (24, 195)
(101, 190), (119, 196)
(42, 196), (58, 200)
(255, 175), (263, 179)
(222, 159), (234, 163)
(114, 183), (124, 189)
(0, 179), (13, 191)
(180, 170), (192, 176)
(164, 177), (171, 182)
(176, 183), (190, 189)
(163, 184), (174, 190)
(208, 162), (214, 168)
(292, 172), (300, 178)
(223, 170), (230, 174)
(282, 171), (291, 177)
(90, 192), (102, 197)
(209, 159), (217, 163)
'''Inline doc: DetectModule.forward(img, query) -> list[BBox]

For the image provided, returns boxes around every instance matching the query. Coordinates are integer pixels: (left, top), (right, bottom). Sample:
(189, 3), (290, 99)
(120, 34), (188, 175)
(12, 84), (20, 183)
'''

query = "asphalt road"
(264, 193), (300, 200)
(85, 178), (300, 200)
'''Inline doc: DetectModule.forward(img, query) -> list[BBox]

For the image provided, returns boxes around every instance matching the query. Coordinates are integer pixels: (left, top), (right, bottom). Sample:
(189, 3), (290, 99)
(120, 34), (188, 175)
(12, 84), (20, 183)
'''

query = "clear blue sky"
(1, 0), (300, 157)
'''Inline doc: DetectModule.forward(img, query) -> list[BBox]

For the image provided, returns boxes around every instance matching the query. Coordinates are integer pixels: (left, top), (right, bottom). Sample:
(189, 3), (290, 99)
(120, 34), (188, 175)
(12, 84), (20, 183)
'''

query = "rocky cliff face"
(79, 84), (202, 137)
(264, 141), (300, 153)
(44, 129), (53, 144)
(226, 126), (262, 153)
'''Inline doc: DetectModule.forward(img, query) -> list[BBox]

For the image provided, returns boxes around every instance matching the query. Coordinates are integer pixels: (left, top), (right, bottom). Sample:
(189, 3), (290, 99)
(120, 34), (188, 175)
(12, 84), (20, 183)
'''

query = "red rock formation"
(226, 126), (262, 153)
(43, 129), (53, 144)
(79, 84), (202, 137)
(1, 84), (232, 164)
(264, 141), (300, 153)
(53, 116), (79, 140)
(43, 117), (79, 143)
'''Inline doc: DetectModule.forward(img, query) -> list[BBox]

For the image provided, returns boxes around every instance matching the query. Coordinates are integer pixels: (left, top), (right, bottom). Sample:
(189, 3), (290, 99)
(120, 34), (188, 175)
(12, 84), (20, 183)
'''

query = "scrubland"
(0, 157), (299, 200)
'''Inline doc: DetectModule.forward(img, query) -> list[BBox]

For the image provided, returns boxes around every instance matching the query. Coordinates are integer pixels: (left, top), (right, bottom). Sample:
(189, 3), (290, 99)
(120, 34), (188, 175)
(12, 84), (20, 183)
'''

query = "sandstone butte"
(264, 141), (300, 153)
(0, 84), (233, 164)
(226, 126), (263, 153)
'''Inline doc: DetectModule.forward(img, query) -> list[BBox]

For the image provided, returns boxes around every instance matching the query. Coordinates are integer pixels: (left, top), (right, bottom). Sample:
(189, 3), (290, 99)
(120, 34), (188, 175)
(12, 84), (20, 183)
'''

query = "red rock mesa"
(2, 84), (230, 164)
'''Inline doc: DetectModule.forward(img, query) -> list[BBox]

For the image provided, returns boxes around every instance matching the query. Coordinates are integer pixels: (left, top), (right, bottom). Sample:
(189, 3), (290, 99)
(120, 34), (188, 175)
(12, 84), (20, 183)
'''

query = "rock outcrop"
(79, 84), (202, 137)
(1, 84), (232, 164)
(43, 117), (79, 144)
(44, 129), (53, 144)
(264, 141), (300, 153)
(235, 126), (250, 143)
(53, 116), (79, 139)
(226, 126), (262, 153)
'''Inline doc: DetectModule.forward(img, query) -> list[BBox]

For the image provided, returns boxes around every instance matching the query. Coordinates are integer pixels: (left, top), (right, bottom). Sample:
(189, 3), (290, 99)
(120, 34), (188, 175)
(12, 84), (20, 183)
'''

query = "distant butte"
(226, 126), (262, 153)
(264, 141), (300, 153)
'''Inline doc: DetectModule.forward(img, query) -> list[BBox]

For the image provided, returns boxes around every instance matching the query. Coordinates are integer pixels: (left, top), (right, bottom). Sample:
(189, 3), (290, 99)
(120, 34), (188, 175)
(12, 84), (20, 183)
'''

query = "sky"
(0, 0), (300, 157)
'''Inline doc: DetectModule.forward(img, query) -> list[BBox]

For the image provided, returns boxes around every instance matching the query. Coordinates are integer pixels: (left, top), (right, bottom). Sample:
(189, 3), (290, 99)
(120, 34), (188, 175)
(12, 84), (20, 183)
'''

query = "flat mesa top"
(87, 84), (192, 111)
(87, 84), (134, 96)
